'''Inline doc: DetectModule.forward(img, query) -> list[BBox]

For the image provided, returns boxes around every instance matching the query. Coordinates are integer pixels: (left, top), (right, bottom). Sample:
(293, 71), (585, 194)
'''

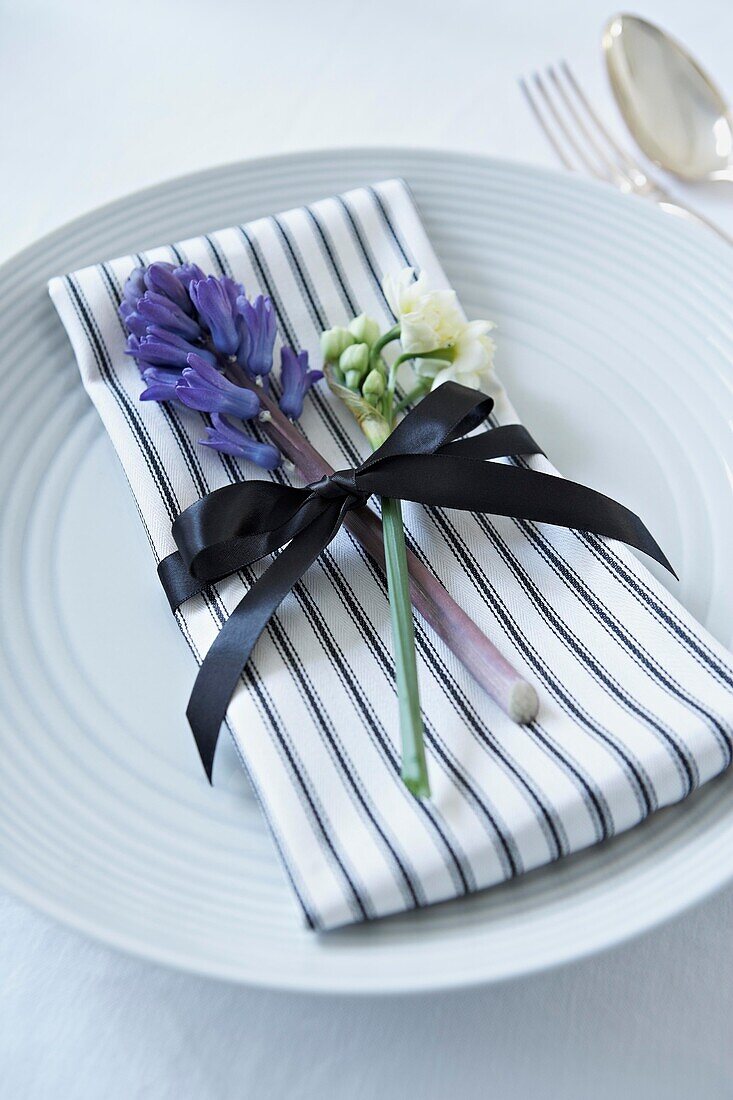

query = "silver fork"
(520, 61), (732, 246)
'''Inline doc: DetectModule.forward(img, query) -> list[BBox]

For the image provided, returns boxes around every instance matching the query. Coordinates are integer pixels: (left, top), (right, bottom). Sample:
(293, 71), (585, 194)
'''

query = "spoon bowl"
(603, 13), (733, 183)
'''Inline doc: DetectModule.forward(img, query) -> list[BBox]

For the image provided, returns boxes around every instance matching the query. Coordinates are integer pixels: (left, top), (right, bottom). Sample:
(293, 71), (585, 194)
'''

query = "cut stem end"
(401, 768), (432, 800)
(507, 680), (539, 725)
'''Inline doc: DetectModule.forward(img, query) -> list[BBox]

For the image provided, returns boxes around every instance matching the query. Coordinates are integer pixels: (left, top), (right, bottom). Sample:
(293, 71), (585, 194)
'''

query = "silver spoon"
(603, 14), (733, 183)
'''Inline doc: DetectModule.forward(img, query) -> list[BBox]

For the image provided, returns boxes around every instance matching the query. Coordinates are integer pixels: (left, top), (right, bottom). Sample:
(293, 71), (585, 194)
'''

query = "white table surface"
(2, 1), (733, 1096)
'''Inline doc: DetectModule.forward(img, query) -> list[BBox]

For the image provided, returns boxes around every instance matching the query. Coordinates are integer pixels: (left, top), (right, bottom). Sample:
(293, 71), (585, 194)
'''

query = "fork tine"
(529, 70), (611, 180)
(559, 61), (637, 171)
(546, 64), (620, 180)
(518, 76), (574, 171)
(560, 62), (672, 197)
(520, 58), (730, 242)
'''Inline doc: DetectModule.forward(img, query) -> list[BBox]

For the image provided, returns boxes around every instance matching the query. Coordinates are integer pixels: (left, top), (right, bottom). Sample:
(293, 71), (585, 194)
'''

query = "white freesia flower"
(382, 267), (496, 392)
(429, 319), (496, 391)
(399, 289), (465, 356)
(383, 267), (462, 354)
(382, 267), (431, 321)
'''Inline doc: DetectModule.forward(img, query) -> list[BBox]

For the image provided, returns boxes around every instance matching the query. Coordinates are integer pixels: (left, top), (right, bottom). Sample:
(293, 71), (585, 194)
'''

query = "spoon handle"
(656, 198), (733, 247)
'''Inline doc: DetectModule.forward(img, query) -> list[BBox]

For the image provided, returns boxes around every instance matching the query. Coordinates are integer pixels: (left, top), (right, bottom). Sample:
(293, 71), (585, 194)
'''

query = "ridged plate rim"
(0, 147), (732, 993)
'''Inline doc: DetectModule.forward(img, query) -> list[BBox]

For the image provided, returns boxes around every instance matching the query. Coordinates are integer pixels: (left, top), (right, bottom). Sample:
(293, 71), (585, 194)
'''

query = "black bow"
(158, 382), (673, 780)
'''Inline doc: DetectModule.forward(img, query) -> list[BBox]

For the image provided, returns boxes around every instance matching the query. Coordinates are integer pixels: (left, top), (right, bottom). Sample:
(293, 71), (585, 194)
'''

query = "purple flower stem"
(228, 365), (539, 726)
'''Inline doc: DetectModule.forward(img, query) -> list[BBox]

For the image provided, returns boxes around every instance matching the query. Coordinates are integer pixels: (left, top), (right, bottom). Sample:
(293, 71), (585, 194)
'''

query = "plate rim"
(1, 145), (732, 993)
(3, 829), (730, 996)
(11, 142), (730, 281)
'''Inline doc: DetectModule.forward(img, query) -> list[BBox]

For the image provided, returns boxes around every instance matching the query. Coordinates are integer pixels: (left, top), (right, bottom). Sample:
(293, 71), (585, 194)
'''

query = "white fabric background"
(2, 0), (732, 1095)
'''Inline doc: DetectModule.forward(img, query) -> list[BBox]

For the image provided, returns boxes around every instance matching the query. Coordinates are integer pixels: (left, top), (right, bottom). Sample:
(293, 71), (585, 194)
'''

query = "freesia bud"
(320, 326), (355, 363)
(362, 368), (385, 399)
(344, 370), (363, 390)
(339, 342), (370, 378)
(348, 314), (380, 347)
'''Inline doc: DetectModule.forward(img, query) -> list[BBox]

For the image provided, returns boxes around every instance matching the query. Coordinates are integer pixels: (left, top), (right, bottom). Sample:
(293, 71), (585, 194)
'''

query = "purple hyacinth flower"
(118, 299), (149, 339)
(126, 334), (146, 375)
(126, 326), (216, 370)
(200, 413), (281, 470)
(221, 276), (245, 311)
(121, 266), (147, 309)
(218, 278), (252, 368)
(234, 310), (251, 370)
(135, 291), (202, 340)
(278, 347), (323, 420)
(238, 294), (277, 379)
(189, 275), (243, 357)
(176, 353), (260, 420)
(139, 366), (185, 403)
(143, 262), (195, 314)
(173, 262), (206, 292)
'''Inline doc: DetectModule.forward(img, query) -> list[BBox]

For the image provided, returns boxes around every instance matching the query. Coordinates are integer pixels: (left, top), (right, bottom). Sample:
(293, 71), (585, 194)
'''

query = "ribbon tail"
(158, 551), (207, 610)
(440, 424), (543, 460)
(186, 501), (347, 782)
(360, 455), (676, 577)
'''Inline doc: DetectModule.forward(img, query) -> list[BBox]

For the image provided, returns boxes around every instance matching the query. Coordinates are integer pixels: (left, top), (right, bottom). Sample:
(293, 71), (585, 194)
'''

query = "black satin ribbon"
(158, 381), (674, 780)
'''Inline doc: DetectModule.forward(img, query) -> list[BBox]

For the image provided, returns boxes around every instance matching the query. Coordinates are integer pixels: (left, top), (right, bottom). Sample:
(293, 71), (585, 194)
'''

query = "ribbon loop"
(159, 381), (674, 780)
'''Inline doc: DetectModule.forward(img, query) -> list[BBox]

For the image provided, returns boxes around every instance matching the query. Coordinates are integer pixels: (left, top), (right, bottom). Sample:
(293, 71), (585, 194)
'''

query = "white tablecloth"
(2, 0), (732, 1095)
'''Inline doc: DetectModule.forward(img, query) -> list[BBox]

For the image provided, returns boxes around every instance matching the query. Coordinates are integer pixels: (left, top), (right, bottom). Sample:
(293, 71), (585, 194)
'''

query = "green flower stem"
(366, 327), (431, 797)
(359, 325), (431, 797)
(369, 323), (401, 371)
(228, 363), (539, 759)
(386, 357), (401, 407)
(387, 347), (454, 413)
(394, 384), (428, 414)
(388, 353), (421, 407)
(380, 493), (430, 798)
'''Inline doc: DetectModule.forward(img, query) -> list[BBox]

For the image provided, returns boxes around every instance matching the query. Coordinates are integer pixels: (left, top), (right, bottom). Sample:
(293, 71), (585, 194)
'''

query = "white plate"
(1, 150), (732, 993)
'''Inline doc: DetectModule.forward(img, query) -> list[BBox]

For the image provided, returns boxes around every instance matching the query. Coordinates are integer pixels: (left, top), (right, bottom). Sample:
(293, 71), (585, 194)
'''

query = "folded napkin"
(49, 178), (733, 930)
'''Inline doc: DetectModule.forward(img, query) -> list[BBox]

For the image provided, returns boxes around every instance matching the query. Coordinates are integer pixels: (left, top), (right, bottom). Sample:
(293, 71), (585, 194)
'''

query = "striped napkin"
(49, 178), (733, 931)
